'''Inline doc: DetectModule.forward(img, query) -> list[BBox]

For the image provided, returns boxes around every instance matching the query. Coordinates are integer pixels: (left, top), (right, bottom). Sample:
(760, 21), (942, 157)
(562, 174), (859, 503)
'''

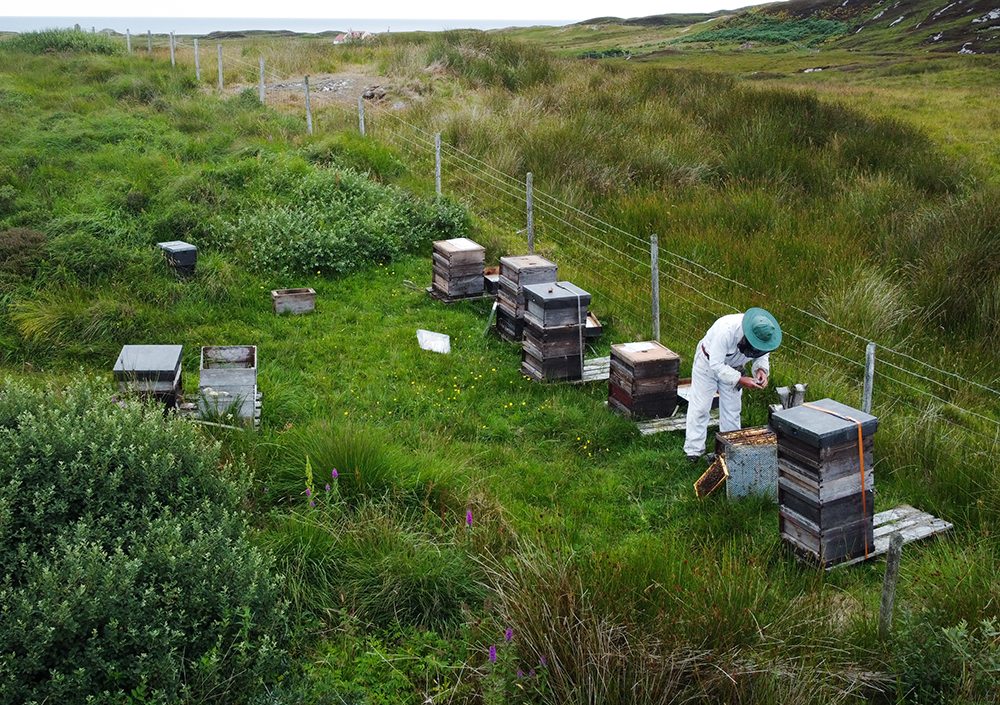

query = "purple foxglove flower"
(540, 655), (546, 667)
(325, 484), (331, 491)
(332, 468), (338, 479)
(305, 488), (311, 495)
(466, 509), (473, 527)
(505, 628), (513, 642)
(489, 645), (496, 663)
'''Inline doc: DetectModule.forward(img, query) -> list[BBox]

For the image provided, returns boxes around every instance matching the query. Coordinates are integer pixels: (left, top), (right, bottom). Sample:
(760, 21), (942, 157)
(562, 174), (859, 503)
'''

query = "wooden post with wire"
(878, 531), (903, 638)
(194, 39), (200, 81)
(259, 58), (265, 103)
(217, 44), (223, 91)
(358, 96), (365, 136)
(169, 32), (175, 67)
(435, 133), (442, 197)
(147, 30), (152, 54)
(527, 172), (535, 254)
(862, 342), (876, 414)
(126, 29), (130, 52)
(651, 234), (660, 342)
(305, 75), (313, 135)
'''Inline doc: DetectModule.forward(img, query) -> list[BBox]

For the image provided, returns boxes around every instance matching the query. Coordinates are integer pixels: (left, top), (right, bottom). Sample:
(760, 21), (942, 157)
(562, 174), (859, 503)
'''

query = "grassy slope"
(3, 26), (1000, 704)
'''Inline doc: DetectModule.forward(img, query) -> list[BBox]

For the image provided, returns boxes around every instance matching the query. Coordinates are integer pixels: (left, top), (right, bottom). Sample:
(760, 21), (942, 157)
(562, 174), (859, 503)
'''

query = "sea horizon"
(0, 16), (575, 35)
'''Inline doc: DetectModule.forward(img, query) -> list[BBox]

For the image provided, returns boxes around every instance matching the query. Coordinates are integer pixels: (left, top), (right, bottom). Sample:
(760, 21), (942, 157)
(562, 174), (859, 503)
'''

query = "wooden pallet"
(830, 504), (952, 569)
(636, 409), (719, 435)
(576, 355), (610, 383)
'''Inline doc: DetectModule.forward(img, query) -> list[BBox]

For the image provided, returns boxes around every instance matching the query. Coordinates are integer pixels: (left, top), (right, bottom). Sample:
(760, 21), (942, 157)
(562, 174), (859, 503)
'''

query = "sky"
(5, 0), (746, 22)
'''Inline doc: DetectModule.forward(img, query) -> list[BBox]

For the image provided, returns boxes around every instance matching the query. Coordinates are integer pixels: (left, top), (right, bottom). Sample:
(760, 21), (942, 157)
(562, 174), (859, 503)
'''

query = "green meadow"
(2, 20), (1000, 704)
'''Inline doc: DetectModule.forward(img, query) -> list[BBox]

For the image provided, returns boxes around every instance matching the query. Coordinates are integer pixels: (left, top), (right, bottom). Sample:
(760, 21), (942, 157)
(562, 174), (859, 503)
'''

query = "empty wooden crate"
(272, 288), (316, 314)
(771, 398), (877, 568)
(198, 345), (258, 424)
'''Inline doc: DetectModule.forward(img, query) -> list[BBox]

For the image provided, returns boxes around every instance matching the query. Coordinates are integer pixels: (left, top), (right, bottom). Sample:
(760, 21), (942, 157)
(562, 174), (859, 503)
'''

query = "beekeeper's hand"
(738, 376), (762, 390)
(755, 369), (768, 389)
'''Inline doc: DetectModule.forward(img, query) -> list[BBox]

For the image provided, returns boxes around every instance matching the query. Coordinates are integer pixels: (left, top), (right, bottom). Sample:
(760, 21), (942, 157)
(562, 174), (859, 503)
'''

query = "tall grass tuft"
(2, 28), (125, 56)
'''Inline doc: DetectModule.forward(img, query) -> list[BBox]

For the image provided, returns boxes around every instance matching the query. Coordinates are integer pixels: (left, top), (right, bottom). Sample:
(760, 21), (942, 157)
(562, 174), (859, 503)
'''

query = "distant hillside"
(589, 0), (1000, 53)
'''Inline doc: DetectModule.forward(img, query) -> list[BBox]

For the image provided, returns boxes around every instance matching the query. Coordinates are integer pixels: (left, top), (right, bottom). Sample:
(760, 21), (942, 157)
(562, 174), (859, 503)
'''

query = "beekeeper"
(684, 308), (782, 463)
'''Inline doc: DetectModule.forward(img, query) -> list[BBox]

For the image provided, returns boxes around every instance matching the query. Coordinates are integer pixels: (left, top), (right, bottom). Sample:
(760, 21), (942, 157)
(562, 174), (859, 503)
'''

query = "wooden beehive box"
(431, 238), (486, 301)
(113, 344), (183, 401)
(496, 255), (557, 341)
(522, 282), (591, 328)
(157, 240), (197, 276)
(771, 399), (878, 568)
(272, 288), (316, 314)
(199, 345), (258, 423)
(608, 341), (680, 419)
(715, 427), (777, 501)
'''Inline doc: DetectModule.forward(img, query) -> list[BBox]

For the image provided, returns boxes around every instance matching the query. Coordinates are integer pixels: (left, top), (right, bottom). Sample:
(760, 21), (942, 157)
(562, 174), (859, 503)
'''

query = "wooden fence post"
(147, 30), (152, 54)
(170, 32), (175, 67)
(194, 38), (200, 81)
(305, 75), (313, 134)
(435, 133), (442, 197)
(863, 342), (876, 414)
(651, 234), (660, 342)
(358, 96), (365, 136)
(527, 172), (534, 254)
(217, 44), (223, 91)
(259, 57), (265, 103)
(126, 29), (130, 52)
(878, 531), (904, 639)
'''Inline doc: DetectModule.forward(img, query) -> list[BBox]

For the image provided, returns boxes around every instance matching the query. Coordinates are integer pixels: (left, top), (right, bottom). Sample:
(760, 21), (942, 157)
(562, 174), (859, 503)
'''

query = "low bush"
(0, 376), (289, 704)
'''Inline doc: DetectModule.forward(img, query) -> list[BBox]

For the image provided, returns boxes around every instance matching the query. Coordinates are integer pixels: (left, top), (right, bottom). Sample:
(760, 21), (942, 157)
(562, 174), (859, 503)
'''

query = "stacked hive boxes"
(198, 345), (259, 425)
(770, 399), (877, 568)
(113, 344), (183, 402)
(608, 341), (680, 419)
(431, 238), (486, 301)
(495, 255), (558, 342)
(521, 281), (590, 381)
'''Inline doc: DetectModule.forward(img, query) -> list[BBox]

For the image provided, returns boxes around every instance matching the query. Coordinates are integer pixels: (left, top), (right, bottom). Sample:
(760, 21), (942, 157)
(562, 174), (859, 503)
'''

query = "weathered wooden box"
(607, 341), (680, 419)
(157, 240), (197, 276)
(522, 282), (591, 327)
(431, 238), (486, 301)
(271, 288), (316, 314)
(496, 255), (557, 341)
(198, 345), (258, 423)
(772, 398), (878, 568)
(521, 351), (583, 382)
(113, 344), (183, 401)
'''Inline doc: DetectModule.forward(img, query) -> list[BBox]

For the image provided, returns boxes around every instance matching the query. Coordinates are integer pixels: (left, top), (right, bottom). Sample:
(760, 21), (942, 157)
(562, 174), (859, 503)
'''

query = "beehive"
(771, 399), (877, 568)
(431, 238), (486, 301)
(608, 341), (680, 419)
(520, 282), (590, 382)
(157, 240), (197, 276)
(495, 255), (557, 342)
(113, 344), (183, 402)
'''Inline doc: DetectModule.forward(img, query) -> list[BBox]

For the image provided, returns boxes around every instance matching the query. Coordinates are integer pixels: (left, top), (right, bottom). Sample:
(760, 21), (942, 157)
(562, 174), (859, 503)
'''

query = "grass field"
(3, 23), (1000, 704)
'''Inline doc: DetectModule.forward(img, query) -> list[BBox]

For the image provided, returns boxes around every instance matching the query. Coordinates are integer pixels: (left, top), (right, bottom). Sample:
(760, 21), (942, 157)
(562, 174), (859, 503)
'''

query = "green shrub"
(0, 376), (288, 704)
(0, 227), (46, 284)
(3, 29), (125, 56)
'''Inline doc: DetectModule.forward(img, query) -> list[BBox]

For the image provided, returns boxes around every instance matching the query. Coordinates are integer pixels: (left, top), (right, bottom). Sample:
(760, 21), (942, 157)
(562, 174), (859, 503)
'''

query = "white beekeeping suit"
(683, 308), (782, 461)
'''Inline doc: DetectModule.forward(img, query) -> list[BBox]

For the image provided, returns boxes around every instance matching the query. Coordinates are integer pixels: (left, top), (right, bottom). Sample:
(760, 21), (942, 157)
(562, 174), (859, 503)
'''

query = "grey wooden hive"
(113, 344), (183, 401)
(772, 399), (877, 568)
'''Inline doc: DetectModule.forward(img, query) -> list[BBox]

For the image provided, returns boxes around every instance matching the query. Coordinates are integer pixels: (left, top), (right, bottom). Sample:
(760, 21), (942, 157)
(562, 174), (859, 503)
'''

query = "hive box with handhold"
(608, 341), (680, 419)
(113, 344), (183, 401)
(772, 398), (878, 567)
(496, 255), (557, 341)
(157, 240), (197, 275)
(272, 288), (316, 314)
(432, 238), (486, 300)
(199, 345), (258, 422)
(715, 427), (778, 501)
(522, 282), (591, 328)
